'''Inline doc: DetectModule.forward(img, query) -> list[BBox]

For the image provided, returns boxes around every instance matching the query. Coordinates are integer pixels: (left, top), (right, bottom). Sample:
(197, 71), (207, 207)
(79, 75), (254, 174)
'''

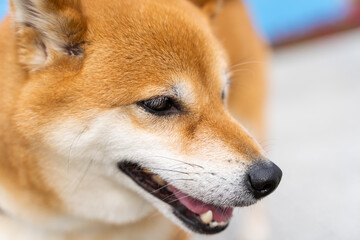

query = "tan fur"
(213, 0), (268, 139)
(0, 0), (268, 239)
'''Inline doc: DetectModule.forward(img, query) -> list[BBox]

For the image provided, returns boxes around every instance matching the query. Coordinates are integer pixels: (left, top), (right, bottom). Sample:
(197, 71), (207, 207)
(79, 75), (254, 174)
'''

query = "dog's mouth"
(117, 161), (233, 234)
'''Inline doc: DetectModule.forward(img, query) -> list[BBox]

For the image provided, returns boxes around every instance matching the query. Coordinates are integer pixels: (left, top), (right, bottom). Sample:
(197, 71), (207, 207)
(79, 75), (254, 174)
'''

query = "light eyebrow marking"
(172, 85), (183, 98)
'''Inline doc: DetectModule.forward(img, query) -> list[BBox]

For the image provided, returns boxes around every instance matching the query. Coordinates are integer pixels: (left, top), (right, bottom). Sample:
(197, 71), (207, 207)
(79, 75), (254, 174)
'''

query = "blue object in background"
(0, 1), (7, 20)
(0, 0), (351, 43)
(244, 0), (350, 42)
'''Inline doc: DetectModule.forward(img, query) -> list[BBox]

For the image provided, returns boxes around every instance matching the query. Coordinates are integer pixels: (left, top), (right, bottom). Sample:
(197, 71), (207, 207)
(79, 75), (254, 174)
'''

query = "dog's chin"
(117, 161), (253, 234)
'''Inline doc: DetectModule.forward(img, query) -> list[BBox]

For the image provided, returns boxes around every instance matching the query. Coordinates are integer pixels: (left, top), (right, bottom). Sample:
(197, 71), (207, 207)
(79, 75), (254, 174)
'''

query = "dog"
(0, 0), (282, 239)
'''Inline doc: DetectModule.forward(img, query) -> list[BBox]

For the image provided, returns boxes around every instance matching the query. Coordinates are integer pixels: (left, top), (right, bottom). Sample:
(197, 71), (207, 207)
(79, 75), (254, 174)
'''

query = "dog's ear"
(189, 0), (225, 19)
(10, 0), (86, 71)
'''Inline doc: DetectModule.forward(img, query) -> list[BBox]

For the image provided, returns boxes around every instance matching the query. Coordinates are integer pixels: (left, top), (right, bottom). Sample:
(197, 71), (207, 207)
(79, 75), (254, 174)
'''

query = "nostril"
(247, 161), (282, 199)
(249, 177), (275, 191)
(248, 175), (273, 192)
(261, 183), (273, 191)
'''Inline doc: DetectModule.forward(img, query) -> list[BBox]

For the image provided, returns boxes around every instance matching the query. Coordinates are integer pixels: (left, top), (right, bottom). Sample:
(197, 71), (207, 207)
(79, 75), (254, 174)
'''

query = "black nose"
(247, 161), (282, 199)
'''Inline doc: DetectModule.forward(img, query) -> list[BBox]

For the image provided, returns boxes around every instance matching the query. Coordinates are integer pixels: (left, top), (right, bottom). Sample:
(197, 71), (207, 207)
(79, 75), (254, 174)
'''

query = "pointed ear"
(10, 0), (87, 71)
(189, 0), (224, 19)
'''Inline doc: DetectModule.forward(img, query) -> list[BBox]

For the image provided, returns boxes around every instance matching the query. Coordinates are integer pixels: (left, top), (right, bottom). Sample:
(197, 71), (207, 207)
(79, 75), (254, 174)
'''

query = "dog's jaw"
(40, 108), (261, 233)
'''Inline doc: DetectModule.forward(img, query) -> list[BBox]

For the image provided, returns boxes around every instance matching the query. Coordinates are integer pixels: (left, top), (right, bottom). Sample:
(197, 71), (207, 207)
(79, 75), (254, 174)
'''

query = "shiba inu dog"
(0, 0), (282, 239)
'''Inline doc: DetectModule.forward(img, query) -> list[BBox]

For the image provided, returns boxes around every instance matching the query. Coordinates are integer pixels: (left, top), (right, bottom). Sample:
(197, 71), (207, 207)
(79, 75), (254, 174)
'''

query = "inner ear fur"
(10, 0), (87, 71)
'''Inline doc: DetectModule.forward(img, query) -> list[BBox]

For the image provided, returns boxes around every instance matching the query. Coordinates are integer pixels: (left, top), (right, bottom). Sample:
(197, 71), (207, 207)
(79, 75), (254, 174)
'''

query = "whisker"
(67, 127), (87, 173)
(159, 191), (178, 202)
(228, 68), (254, 75)
(167, 194), (190, 204)
(150, 168), (189, 175)
(149, 183), (172, 194)
(149, 155), (204, 169)
(227, 60), (264, 71)
(227, 68), (256, 80)
(149, 179), (195, 194)
(72, 158), (94, 192)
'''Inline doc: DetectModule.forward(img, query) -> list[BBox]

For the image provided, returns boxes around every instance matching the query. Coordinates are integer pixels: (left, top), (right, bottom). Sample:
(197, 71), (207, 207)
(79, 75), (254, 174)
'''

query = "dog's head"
(10, 0), (281, 234)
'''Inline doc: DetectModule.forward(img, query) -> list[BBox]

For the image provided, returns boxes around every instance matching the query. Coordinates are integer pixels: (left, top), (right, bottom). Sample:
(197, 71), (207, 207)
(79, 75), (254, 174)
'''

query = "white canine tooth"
(209, 220), (229, 228)
(200, 210), (213, 224)
(209, 221), (219, 228)
(152, 175), (166, 186)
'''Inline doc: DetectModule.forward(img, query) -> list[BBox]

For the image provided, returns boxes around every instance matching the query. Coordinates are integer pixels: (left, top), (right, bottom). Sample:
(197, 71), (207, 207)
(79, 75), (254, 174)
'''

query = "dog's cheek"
(43, 109), (168, 163)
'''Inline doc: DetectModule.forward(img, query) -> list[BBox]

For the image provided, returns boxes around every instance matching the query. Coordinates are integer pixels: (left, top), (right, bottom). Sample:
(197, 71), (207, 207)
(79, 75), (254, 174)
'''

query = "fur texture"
(0, 0), (269, 239)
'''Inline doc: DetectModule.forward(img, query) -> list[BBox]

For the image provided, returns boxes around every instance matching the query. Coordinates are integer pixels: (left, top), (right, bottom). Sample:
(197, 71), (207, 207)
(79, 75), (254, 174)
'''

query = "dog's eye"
(138, 96), (180, 116)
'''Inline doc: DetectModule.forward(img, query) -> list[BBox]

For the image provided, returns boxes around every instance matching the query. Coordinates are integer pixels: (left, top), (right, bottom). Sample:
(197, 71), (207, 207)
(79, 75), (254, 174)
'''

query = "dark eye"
(221, 90), (225, 100)
(137, 96), (180, 116)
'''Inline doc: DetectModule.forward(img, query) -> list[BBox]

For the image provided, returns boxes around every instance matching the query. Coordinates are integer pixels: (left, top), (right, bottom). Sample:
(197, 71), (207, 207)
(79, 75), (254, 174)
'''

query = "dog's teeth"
(208, 220), (229, 228)
(209, 221), (218, 228)
(218, 221), (227, 226)
(152, 175), (166, 186)
(200, 210), (213, 224)
(166, 186), (172, 192)
(143, 168), (152, 174)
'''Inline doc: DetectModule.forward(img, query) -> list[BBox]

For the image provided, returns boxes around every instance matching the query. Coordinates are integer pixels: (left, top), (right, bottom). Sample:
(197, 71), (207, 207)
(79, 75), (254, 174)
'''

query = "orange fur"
(0, 0), (268, 239)
(213, 0), (268, 139)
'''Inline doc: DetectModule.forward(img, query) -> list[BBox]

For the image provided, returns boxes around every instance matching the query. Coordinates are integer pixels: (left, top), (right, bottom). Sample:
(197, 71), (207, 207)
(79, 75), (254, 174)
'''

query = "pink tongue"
(170, 186), (233, 222)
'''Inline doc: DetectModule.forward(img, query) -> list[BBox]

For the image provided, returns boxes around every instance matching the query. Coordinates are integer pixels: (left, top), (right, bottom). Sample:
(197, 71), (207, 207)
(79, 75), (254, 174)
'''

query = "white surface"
(195, 29), (360, 240)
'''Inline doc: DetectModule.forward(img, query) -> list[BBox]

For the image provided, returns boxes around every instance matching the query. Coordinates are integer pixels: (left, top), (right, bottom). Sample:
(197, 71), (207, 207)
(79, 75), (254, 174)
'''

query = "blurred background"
(199, 0), (360, 240)
(1, 0), (359, 239)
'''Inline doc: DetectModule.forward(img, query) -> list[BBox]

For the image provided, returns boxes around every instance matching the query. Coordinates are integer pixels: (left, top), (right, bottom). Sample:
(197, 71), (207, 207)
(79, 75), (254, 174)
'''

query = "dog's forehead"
(83, 0), (227, 89)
